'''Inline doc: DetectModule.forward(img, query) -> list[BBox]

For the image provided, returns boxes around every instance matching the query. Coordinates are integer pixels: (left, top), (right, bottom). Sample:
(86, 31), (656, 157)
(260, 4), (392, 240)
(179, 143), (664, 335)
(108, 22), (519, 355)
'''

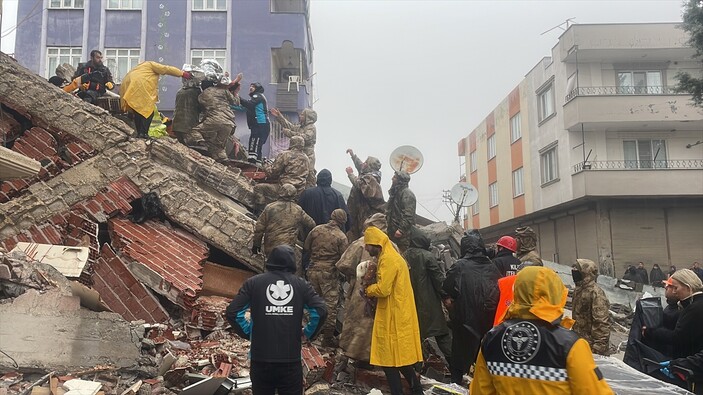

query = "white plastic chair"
(287, 75), (300, 92)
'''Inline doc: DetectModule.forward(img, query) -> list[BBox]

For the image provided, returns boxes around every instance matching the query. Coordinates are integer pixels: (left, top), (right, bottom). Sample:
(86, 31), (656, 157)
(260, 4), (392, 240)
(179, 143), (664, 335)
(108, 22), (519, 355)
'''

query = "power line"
(1, 0), (43, 39)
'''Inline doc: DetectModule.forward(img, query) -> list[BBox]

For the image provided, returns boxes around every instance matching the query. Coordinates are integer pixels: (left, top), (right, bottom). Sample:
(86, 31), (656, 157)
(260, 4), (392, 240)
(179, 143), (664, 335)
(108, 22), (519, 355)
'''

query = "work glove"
(251, 245), (260, 255)
(659, 361), (674, 379)
(105, 82), (114, 90)
(182, 71), (193, 80)
(81, 82), (90, 91)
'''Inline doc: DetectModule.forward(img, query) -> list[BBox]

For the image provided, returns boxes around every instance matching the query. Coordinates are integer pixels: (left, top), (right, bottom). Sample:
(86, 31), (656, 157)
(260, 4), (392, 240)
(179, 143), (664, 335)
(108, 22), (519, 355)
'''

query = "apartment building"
(458, 23), (703, 276)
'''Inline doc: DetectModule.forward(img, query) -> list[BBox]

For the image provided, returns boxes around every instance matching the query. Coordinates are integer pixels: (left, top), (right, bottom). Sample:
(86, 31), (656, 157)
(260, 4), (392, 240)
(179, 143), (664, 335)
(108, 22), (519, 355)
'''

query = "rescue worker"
(190, 79), (241, 162)
(470, 266), (614, 395)
(364, 226), (424, 395)
(270, 107), (318, 186)
(239, 82), (270, 162)
(297, 168), (349, 230)
(345, 149), (385, 241)
(120, 61), (192, 138)
(253, 136), (310, 213)
(71, 50), (114, 104)
(403, 227), (452, 366)
(172, 74), (203, 145)
(442, 229), (500, 384)
(572, 258), (611, 355)
(515, 226), (543, 268)
(492, 235), (520, 277)
(386, 170), (416, 252)
(303, 209), (349, 347)
(252, 183), (315, 277)
(336, 213), (388, 367)
(226, 245), (328, 395)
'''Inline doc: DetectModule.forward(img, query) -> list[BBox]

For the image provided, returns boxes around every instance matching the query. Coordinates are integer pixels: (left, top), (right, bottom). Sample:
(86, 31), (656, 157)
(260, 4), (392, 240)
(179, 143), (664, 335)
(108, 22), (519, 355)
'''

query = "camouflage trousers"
(191, 122), (231, 162)
(307, 265), (339, 346)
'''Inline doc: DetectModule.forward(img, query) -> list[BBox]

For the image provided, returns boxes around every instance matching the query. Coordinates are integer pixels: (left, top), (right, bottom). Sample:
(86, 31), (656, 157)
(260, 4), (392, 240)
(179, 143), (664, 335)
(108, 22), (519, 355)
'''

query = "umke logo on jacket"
(265, 280), (294, 315)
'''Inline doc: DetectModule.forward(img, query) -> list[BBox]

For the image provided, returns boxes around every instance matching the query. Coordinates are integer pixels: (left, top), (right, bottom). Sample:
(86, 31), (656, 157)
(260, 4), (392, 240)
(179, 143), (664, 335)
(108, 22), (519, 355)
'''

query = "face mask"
(572, 269), (584, 284)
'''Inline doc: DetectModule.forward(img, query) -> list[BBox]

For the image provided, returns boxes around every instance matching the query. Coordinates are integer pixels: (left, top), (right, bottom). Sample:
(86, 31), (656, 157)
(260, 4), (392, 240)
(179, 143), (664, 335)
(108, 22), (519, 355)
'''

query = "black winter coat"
(298, 170), (350, 231)
(647, 292), (703, 359)
(492, 248), (521, 277)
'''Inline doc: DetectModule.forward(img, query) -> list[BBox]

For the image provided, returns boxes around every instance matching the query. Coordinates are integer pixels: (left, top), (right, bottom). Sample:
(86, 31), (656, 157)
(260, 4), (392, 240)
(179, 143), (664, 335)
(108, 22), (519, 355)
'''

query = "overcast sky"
(1, 0), (685, 222)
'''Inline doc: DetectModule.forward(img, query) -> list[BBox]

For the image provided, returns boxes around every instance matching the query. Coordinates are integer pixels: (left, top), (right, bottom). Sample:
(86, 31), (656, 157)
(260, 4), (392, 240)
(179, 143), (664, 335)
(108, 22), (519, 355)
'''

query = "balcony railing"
(573, 159), (703, 173)
(565, 86), (685, 103)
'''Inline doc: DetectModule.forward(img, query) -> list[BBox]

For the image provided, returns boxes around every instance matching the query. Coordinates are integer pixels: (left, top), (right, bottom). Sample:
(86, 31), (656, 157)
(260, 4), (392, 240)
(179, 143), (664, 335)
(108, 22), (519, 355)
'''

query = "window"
(489, 182), (498, 207)
(46, 47), (82, 78)
(512, 167), (524, 197)
(105, 48), (140, 83)
(540, 146), (559, 185)
(469, 151), (477, 173)
(191, 49), (227, 70)
(271, 0), (305, 13)
(472, 201), (479, 215)
(537, 83), (555, 122)
(487, 135), (496, 160)
(193, 0), (226, 11)
(623, 139), (668, 168)
(49, 0), (84, 8)
(107, 0), (142, 9)
(510, 112), (521, 143)
(617, 71), (663, 94)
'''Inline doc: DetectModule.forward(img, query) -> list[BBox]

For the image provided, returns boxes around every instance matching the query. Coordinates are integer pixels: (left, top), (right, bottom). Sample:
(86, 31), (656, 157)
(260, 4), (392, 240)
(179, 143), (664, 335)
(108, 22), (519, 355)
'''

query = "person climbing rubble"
(386, 170), (416, 252)
(253, 135), (310, 213)
(226, 244), (328, 395)
(297, 168), (350, 231)
(120, 61), (192, 138)
(572, 258), (611, 355)
(172, 71), (204, 146)
(252, 183), (315, 277)
(514, 226), (543, 268)
(270, 107), (318, 186)
(65, 50), (114, 105)
(239, 82), (270, 162)
(470, 266), (614, 395)
(303, 208), (349, 347)
(345, 149), (385, 241)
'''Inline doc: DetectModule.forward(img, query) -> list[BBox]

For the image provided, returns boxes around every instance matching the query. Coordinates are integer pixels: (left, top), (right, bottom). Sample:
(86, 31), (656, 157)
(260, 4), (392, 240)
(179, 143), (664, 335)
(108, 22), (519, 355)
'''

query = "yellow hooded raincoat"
(470, 266), (614, 395)
(364, 226), (423, 367)
(120, 61), (184, 118)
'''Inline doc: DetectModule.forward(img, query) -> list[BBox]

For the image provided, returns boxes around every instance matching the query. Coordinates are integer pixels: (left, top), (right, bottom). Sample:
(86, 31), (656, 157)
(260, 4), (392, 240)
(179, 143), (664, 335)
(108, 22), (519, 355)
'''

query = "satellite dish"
(389, 145), (424, 174)
(449, 182), (478, 207)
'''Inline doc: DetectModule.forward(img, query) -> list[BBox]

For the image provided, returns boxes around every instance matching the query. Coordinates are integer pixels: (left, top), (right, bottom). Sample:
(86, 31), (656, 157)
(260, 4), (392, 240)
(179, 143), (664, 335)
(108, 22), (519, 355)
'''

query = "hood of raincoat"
(301, 108), (317, 126)
(250, 82), (264, 95)
(365, 156), (382, 172)
(515, 226), (538, 255)
(316, 169), (332, 187)
(364, 226), (394, 250)
(364, 213), (387, 233)
(575, 258), (598, 285)
(265, 245), (297, 273)
(408, 227), (431, 251)
(506, 266), (574, 328)
(279, 183), (297, 201)
(460, 229), (487, 257)
(289, 136), (304, 150)
(330, 208), (347, 228)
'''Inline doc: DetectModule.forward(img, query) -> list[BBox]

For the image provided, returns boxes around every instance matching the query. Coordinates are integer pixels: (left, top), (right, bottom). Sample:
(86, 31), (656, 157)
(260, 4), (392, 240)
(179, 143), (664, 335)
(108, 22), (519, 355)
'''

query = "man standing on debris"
(386, 170), (416, 252)
(70, 50), (114, 104)
(226, 244), (328, 395)
(572, 258), (611, 355)
(442, 229), (501, 384)
(303, 208), (349, 347)
(239, 82), (270, 162)
(172, 73), (203, 146)
(470, 266), (615, 395)
(492, 235), (520, 277)
(403, 227), (452, 367)
(514, 226), (543, 268)
(252, 183), (315, 276)
(345, 149), (385, 241)
(120, 61), (192, 138)
(364, 226), (424, 395)
(270, 107), (318, 186)
(253, 136), (310, 213)
(297, 168), (349, 231)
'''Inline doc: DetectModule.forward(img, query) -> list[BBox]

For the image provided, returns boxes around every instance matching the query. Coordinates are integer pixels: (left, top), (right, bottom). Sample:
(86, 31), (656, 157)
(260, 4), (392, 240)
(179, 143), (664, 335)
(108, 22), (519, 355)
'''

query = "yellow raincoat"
(364, 226), (423, 367)
(120, 61), (184, 118)
(470, 267), (613, 395)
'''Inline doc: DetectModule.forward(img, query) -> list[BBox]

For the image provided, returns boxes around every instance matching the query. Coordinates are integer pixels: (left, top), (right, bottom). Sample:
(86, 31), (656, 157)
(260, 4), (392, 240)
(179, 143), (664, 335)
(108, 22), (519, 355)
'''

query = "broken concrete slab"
(0, 249), (73, 298)
(11, 242), (89, 278)
(63, 379), (101, 395)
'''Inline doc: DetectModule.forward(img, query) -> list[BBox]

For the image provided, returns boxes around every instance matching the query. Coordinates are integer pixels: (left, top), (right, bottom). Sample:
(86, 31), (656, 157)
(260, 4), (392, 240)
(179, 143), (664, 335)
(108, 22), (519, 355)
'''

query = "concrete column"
(595, 200), (615, 277)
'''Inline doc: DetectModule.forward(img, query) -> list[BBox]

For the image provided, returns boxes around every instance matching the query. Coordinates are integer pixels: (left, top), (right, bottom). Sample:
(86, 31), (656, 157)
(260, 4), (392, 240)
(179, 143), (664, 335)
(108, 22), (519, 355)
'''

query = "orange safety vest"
(493, 275), (517, 326)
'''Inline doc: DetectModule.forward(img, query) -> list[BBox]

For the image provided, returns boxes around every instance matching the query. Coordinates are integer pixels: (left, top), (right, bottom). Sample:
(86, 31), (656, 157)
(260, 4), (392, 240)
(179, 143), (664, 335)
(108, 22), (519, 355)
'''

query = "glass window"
(489, 182), (498, 208)
(487, 135), (496, 160)
(538, 84), (555, 122)
(193, 0), (226, 11)
(623, 139), (668, 169)
(617, 71), (663, 94)
(513, 167), (524, 197)
(540, 146), (558, 184)
(191, 49), (227, 70)
(46, 47), (82, 78)
(50, 0), (83, 8)
(510, 113), (521, 143)
(271, 0), (305, 13)
(472, 201), (479, 215)
(107, 0), (142, 9)
(105, 48), (140, 83)
(469, 150), (477, 173)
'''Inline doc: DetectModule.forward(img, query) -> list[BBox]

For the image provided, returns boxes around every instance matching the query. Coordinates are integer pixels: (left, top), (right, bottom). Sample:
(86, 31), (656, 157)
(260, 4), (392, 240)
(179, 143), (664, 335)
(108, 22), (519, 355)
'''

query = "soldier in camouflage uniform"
(386, 170), (416, 252)
(270, 107), (318, 187)
(304, 208), (349, 347)
(190, 83), (240, 162)
(515, 226), (544, 268)
(253, 135), (310, 213)
(172, 82), (203, 145)
(252, 184), (315, 276)
(345, 149), (386, 241)
(572, 258), (611, 355)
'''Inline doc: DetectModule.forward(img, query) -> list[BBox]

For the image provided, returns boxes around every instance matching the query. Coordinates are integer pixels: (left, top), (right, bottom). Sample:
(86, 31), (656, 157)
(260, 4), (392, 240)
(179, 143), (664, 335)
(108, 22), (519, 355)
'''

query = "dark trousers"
(250, 360), (302, 395)
(134, 111), (154, 138)
(77, 90), (100, 104)
(382, 365), (422, 395)
(450, 324), (481, 384)
(248, 123), (270, 160)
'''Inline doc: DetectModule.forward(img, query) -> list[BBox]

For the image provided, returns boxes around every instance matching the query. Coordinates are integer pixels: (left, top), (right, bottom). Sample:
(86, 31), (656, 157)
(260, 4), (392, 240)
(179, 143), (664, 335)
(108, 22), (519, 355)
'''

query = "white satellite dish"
(449, 182), (478, 207)
(389, 145), (424, 174)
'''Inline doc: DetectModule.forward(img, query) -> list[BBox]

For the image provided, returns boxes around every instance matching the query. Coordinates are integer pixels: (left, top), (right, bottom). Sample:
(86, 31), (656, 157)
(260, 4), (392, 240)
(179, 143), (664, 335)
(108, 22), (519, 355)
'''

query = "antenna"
(443, 182), (479, 225)
(389, 145), (424, 174)
(541, 18), (576, 36)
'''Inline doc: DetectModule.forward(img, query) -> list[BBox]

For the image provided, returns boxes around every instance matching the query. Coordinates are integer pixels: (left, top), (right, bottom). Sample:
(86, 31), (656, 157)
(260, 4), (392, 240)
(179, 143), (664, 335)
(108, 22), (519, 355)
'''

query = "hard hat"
(496, 236), (517, 253)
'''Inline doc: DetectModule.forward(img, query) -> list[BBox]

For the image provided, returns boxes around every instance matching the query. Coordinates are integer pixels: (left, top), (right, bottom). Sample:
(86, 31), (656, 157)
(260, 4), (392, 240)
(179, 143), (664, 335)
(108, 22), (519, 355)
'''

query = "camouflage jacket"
(573, 280), (611, 355)
(198, 87), (238, 127)
(518, 250), (544, 267)
(277, 109), (317, 160)
(172, 87), (201, 133)
(386, 183), (416, 237)
(265, 148), (310, 194)
(347, 172), (385, 240)
(304, 221), (348, 267)
(253, 200), (315, 257)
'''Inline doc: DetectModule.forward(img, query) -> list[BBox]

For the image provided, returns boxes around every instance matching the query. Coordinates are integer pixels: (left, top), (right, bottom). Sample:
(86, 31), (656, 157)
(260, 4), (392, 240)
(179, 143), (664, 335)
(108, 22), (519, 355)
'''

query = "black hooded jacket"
(298, 169), (350, 231)
(239, 83), (269, 128)
(442, 229), (500, 338)
(226, 245), (327, 363)
(492, 247), (521, 277)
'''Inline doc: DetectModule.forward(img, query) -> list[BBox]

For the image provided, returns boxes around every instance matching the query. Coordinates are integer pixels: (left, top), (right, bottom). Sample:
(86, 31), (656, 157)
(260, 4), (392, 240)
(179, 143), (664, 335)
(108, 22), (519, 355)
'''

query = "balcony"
(562, 86), (703, 132)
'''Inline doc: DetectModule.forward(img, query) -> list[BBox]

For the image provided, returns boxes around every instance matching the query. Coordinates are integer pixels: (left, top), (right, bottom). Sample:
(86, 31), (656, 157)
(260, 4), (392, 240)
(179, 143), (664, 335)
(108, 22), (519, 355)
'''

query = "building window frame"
(192, 0), (227, 11)
(469, 150), (477, 173)
(537, 78), (556, 124)
(105, 48), (141, 83)
(106, 0), (142, 10)
(487, 135), (496, 160)
(270, 0), (305, 13)
(190, 49), (227, 70)
(616, 70), (664, 94)
(510, 112), (522, 143)
(513, 167), (524, 197)
(46, 47), (83, 78)
(623, 139), (668, 168)
(49, 0), (84, 8)
(539, 142), (559, 186)
(472, 201), (479, 216)
(489, 182), (498, 208)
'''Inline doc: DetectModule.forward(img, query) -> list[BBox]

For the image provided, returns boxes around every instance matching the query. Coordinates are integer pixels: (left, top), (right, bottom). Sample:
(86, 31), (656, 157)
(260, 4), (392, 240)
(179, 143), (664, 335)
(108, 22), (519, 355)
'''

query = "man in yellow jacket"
(364, 226), (423, 395)
(120, 61), (192, 138)
(470, 266), (613, 395)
